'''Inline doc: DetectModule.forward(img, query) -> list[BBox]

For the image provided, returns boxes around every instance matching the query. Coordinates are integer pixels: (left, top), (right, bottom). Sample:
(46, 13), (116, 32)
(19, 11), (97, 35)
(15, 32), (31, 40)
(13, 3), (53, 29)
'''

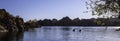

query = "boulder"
(0, 9), (38, 32)
(0, 25), (8, 32)
(0, 9), (25, 32)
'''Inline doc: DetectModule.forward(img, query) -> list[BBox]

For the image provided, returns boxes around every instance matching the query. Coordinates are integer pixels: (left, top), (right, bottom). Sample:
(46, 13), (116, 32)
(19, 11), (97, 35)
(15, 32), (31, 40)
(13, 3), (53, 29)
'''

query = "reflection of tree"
(0, 32), (24, 41)
(61, 26), (71, 31)
(61, 29), (70, 41)
(16, 32), (24, 41)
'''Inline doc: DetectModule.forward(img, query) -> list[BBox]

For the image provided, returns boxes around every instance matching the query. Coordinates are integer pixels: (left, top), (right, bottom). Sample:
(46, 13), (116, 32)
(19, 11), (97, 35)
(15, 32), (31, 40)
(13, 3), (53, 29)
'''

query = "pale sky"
(0, 0), (96, 21)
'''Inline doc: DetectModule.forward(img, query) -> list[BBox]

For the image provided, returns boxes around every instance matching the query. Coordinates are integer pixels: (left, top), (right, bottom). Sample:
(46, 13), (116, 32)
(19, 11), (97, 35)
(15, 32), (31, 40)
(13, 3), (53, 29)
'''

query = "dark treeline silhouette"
(37, 16), (120, 26)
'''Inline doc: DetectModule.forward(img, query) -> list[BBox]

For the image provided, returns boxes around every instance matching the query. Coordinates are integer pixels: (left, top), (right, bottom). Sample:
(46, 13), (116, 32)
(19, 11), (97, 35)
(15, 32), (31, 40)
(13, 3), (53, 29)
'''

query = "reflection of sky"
(0, 0), (97, 21)
(23, 26), (120, 41)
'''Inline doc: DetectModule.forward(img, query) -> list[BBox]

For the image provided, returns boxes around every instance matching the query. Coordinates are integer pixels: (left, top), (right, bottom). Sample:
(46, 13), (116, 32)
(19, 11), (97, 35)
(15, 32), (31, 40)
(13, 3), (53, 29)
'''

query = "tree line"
(37, 16), (120, 26)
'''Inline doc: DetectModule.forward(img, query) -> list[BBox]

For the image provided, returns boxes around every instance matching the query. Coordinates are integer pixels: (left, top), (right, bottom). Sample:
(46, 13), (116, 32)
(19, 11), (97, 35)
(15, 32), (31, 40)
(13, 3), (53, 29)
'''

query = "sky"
(0, 0), (96, 21)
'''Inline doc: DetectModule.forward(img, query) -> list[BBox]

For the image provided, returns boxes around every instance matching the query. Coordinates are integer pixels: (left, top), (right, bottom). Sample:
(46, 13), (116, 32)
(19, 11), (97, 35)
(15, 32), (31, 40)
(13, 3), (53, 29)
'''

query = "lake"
(0, 26), (120, 41)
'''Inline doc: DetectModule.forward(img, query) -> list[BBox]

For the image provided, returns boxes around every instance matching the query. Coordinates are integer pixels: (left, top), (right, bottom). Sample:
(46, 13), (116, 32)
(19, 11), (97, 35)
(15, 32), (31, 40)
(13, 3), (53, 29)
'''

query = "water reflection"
(61, 26), (71, 31)
(0, 32), (23, 41)
(1, 26), (120, 41)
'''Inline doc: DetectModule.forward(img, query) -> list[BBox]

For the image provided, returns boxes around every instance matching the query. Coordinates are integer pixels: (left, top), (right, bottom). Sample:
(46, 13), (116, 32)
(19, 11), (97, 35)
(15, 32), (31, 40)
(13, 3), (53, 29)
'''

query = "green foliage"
(27, 19), (37, 24)
(86, 0), (120, 18)
(85, 0), (120, 25)
(94, 20), (105, 25)
(25, 19), (38, 28)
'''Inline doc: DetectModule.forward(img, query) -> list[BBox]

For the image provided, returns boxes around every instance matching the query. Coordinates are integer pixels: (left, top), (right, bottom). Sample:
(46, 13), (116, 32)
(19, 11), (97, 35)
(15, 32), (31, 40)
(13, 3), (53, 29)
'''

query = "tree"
(85, 0), (120, 30)
(42, 19), (52, 26)
(25, 19), (38, 28)
(86, 0), (120, 18)
(58, 16), (72, 26)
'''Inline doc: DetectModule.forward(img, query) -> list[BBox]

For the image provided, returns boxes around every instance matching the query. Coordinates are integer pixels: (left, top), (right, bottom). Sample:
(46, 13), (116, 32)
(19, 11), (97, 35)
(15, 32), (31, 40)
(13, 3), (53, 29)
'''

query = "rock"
(15, 16), (25, 32)
(0, 25), (8, 32)
(0, 9), (25, 32)
(0, 9), (38, 32)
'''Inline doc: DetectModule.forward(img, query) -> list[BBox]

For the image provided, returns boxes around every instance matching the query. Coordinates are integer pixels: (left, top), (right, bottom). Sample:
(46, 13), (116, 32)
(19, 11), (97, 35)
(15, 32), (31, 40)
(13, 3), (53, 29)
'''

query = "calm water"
(0, 26), (120, 41)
